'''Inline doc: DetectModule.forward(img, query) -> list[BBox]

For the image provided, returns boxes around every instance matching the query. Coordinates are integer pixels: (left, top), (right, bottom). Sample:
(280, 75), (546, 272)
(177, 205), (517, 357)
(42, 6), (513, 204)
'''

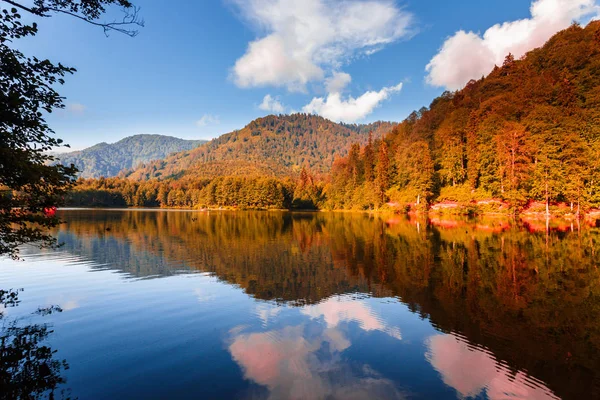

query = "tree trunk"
(545, 180), (549, 217)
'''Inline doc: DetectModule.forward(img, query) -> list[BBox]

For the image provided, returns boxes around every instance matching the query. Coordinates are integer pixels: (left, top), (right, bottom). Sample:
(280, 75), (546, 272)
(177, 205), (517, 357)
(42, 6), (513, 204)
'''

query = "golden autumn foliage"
(330, 22), (600, 213)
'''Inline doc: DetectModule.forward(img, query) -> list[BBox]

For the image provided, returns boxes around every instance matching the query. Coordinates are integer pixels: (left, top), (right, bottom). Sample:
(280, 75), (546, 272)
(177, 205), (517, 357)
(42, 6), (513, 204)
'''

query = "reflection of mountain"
(56, 210), (386, 299)
(55, 210), (600, 399)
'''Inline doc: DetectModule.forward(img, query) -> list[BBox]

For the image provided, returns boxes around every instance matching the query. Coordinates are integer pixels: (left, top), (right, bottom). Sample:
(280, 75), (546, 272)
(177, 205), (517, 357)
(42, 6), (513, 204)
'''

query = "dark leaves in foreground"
(0, 289), (72, 399)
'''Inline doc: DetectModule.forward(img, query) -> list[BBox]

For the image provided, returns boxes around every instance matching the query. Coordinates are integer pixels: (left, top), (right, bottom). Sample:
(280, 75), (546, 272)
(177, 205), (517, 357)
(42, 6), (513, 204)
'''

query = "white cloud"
(67, 103), (86, 114)
(259, 94), (286, 113)
(196, 114), (220, 127)
(303, 82), (402, 123)
(231, 0), (413, 91)
(426, 0), (600, 90)
(325, 72), (352, 94)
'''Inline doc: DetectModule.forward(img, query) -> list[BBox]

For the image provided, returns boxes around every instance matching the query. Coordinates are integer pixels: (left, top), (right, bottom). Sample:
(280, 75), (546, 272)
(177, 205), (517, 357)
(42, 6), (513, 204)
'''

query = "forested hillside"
(126, 115), (394, 180)
(69, 22), (600, 214)
(327, 21), (600, 213)
(56, 135), (205, 178)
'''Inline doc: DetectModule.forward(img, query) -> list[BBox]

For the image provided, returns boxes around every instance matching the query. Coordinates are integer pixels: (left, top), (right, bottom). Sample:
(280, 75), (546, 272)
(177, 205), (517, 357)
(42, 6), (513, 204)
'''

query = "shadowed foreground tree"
(0, 0), (142, 258)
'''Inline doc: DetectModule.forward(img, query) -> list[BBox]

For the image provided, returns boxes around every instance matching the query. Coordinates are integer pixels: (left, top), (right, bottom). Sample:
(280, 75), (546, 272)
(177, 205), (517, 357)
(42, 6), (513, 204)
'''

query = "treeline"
(67, 170), (323, 210)
(68, 23), (600, 214)
(326, 22), (600, 213)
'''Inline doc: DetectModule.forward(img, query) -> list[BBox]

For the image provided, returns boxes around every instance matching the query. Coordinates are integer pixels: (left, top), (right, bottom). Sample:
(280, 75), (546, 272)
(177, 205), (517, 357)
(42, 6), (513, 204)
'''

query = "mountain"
(125, 114), (395, 181)
(55, 134), (206, 178)
(70, 22), (600, 213)
(327, 21), (600, 212)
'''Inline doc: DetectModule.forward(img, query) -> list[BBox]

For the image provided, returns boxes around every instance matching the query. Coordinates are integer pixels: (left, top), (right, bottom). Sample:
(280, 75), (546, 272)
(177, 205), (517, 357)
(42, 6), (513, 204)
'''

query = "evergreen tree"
(375, 141), (390, 206)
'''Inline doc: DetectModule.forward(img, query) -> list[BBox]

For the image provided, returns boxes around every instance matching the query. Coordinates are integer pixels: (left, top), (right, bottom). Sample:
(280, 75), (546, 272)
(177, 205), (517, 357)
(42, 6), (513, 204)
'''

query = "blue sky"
(15, 0), (599, 149)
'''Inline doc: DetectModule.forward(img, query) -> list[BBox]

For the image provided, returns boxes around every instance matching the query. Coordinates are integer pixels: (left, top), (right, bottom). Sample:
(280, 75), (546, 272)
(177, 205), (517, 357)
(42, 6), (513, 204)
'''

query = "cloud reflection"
(228, 297), (404, 399)
(426, 334), (559, 399)
(46, 295), (81, 312)
(301, 297), (402, 340)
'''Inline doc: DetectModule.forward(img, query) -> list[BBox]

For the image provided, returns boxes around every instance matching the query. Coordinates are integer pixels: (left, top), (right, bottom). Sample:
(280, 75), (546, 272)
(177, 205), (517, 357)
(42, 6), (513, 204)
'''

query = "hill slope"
(327, 21), (600, 211)
(56, 135), (206, 178)
(126, 114), (395, 180)
(70, 22), (600, 213)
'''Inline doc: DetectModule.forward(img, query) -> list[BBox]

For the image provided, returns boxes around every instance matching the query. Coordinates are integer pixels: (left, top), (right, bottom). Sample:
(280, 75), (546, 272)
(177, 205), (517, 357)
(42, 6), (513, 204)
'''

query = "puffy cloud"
(196, 114), (220, 127)
(303, 82), (402, 123)
(426, 0), (600, 90)
(259, 94), (286, 113)
(426, 333), (558, 399)
(231, 0), (413, 91)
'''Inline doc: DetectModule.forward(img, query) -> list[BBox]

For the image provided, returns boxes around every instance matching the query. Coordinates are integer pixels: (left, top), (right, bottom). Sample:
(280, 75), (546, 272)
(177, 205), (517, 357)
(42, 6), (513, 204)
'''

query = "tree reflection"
(0, 290), (72, 400)
(53, 210), (600, 399)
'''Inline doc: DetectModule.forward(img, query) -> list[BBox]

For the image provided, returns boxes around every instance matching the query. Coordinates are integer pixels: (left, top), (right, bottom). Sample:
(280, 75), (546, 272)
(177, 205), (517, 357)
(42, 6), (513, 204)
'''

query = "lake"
(1, 209), (599, 399)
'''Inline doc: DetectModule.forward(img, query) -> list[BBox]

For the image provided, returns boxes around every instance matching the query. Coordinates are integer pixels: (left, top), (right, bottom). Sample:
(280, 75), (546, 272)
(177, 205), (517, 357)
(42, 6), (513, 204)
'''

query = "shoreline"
(58, 206), (600, 221)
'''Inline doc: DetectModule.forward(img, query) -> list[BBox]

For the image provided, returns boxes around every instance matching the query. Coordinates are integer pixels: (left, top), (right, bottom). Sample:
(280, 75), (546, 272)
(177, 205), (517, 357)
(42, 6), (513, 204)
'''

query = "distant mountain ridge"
(126, 114), (395, 181)
(56, 134), (206, 178)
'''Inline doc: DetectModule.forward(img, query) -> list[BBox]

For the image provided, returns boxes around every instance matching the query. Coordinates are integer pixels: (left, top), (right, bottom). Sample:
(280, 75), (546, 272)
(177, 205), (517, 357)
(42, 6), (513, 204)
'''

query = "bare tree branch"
(45, 5), (144, 37)
(1, 0), (144, 37)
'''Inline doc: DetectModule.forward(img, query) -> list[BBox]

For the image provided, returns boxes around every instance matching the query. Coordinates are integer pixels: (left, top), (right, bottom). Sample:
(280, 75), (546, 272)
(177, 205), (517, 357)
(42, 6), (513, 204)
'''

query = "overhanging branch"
(1, 0), (144, 37)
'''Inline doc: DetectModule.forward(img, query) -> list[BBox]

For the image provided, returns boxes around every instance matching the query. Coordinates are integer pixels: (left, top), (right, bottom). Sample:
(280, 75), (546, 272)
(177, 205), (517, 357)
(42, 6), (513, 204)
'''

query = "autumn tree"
(434, 109), (468, 186)
(390, 140), (435, 206)
(375, 140), (390, 206)
(363, 132), (375, 182)
(495, 122), (531, 209)
(346, 143), (363, 187)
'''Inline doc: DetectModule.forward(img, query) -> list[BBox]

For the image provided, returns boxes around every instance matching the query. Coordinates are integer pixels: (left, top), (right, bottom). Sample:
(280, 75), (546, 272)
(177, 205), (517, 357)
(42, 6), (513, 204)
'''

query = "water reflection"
(300, 297), (402, 340)
(0, 290), (72, 400)
(426, 333), (557, 399)
(229, 296), (404, 400)
(9, 209), (600, 399)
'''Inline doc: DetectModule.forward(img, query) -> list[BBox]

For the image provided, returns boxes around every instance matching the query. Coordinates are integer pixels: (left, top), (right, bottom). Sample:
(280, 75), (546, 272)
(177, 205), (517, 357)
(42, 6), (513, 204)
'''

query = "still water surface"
(2, 210), (600, 399)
